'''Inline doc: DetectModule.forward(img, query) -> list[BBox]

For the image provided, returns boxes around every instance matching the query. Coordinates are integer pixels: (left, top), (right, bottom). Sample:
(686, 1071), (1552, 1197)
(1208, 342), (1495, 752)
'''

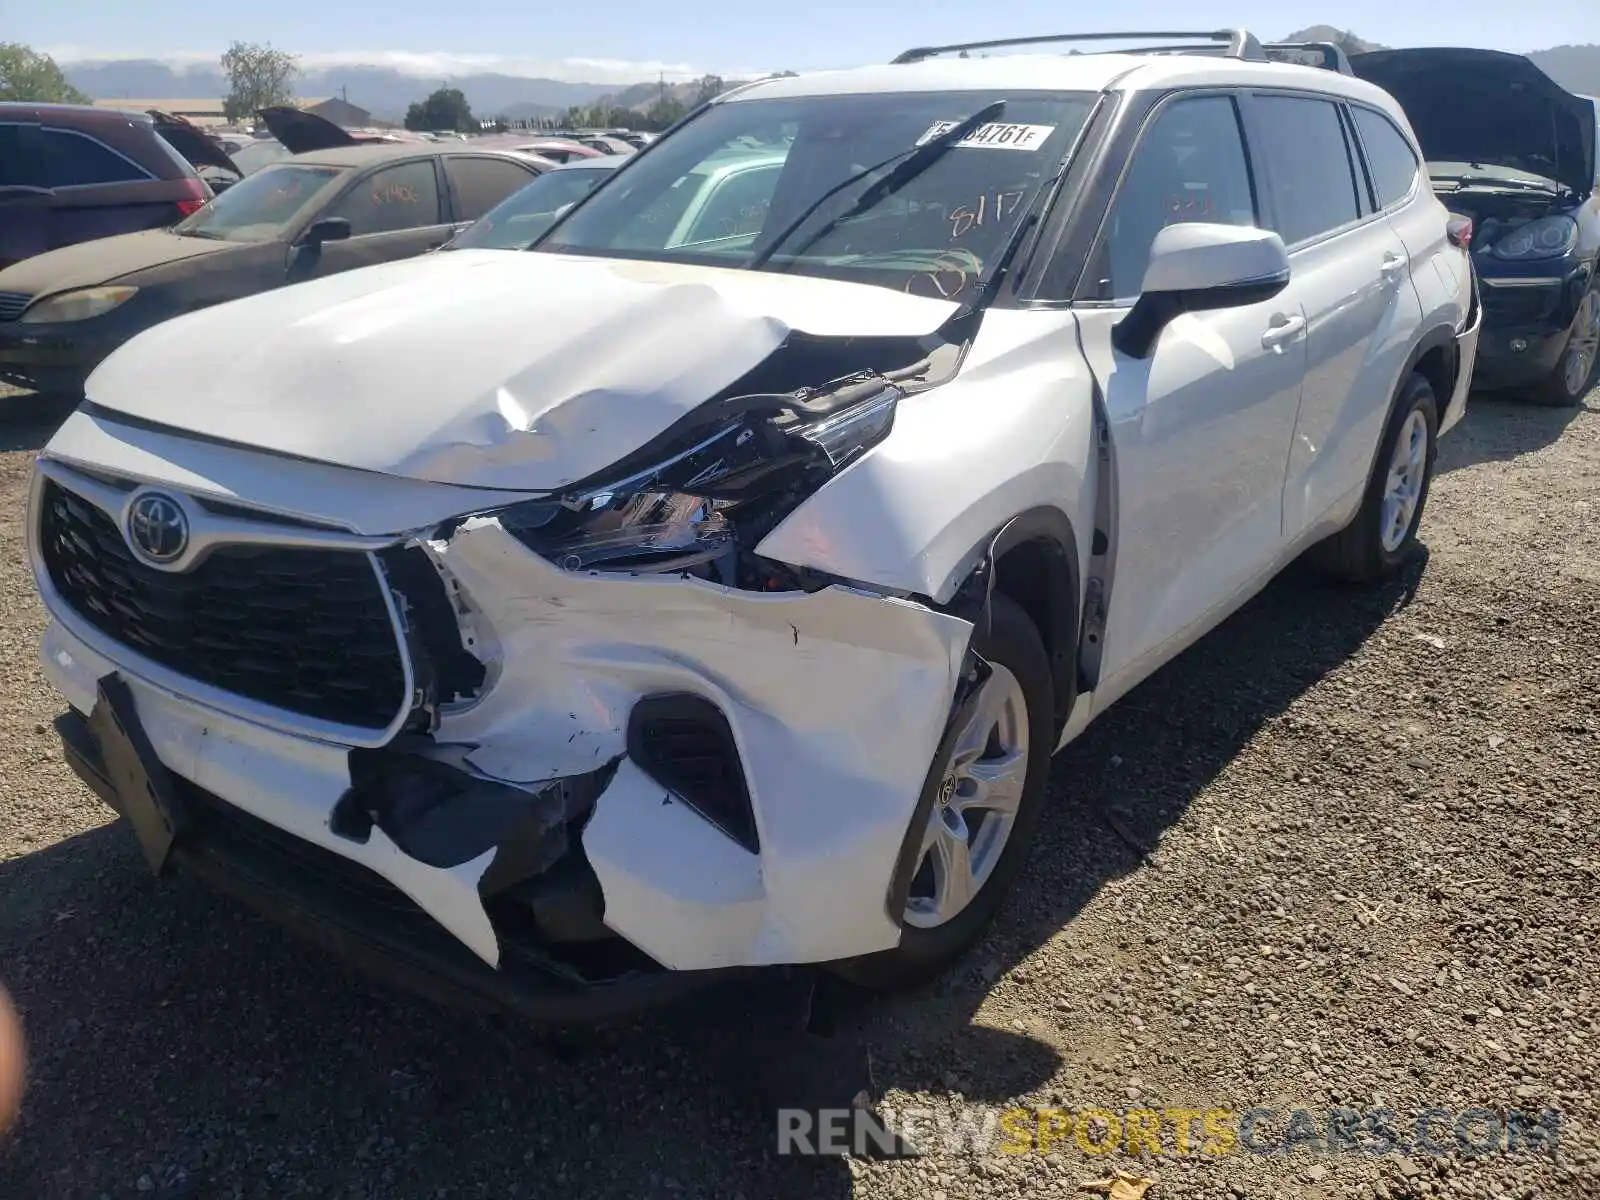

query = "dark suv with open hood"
(1352, 48), (1600, 406)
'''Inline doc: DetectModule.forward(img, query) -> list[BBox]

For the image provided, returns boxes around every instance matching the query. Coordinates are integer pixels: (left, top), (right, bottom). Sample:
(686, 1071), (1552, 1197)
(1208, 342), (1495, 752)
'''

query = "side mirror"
(298, 217), (352, 247)
(1112, 224), (1291, 359)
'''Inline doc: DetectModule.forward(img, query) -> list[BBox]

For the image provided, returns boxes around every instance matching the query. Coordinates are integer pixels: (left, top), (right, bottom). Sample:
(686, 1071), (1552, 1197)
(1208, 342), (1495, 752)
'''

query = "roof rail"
(1261, 41), (1354, 74)
(891, 29), (1266, 66)
(1117, 39), (1355, 75)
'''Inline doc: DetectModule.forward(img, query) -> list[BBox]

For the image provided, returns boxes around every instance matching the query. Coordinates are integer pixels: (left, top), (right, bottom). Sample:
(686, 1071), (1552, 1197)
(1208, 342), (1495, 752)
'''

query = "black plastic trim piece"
(989, 507), (1083, 731)
(626, 693), (760, 854)
(56, 710), (722, 1024)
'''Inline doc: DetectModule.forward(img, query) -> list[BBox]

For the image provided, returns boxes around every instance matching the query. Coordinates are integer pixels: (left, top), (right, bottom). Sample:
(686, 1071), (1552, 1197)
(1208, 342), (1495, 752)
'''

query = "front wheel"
(1311, 371), (1439, 584)
(828, 594), (1054, 991)
(1529, 279), (1600, 408)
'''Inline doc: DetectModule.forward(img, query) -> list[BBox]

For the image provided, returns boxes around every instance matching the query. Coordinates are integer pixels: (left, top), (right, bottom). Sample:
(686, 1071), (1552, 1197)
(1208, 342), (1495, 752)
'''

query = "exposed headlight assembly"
(20, 286), (139, 323)
(487, 373), (902, 580)
(1487, 215), (1578, 261)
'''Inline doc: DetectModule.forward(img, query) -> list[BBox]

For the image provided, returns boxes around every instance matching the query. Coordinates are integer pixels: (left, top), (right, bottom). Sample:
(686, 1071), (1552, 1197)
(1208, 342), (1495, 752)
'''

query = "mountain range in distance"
(62, 31), (1600, 124)
(62, 60), (644, 120)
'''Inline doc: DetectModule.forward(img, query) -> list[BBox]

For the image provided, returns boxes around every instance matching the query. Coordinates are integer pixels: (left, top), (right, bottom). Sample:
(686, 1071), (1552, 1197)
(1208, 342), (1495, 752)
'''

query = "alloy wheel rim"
(1564, 290), (1600, 397)
(1380, 408), (1429, 554)
(903, 662), (1029, 930)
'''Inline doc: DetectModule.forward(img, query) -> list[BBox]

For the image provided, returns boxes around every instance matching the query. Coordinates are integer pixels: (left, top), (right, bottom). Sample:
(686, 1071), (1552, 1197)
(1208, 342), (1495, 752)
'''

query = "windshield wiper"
(1433, 170), (1557, 193)
(746, 100), (1007, 271)
(175, 228), (226, 240)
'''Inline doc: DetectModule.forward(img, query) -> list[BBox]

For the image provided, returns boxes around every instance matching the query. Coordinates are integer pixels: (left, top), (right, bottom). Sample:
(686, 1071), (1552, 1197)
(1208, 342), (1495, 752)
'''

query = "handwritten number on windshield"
(949, 189), (1027, 240)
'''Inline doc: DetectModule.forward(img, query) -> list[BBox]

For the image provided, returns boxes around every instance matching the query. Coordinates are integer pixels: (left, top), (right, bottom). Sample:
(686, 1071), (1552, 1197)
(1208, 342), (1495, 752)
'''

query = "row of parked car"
(10, 37), (1600, 1025)
(0, 105), (654, 394)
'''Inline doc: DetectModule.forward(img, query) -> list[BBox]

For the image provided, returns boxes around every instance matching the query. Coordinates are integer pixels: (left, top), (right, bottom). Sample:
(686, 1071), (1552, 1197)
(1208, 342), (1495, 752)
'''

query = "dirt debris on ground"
(0, 379), (1596, 1199)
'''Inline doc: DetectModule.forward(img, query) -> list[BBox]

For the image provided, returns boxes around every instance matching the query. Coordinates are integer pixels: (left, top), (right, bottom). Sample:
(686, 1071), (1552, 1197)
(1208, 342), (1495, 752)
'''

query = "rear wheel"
(1529, 279), (1600, 408)
(828, 594), (1054, 991)
(1311, 371), (1439, 584)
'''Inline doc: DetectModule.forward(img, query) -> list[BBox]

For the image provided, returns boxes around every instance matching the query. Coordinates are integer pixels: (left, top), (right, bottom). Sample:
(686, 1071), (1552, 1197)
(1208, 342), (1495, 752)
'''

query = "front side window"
(449, 165), (615, 250)
(1096, 95), (1259, 300)
(539, 90), (1096, 299)
(42, 129), (148, 187)
(1251, 95), (1363, 245)
(174, 163), (347, 242)
(325, 160), (443, 236)
(1350, 106), (1420, 210)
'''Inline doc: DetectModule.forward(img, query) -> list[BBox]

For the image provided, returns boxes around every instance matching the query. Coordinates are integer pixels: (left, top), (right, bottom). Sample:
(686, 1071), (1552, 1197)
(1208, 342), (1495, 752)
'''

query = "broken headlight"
(494, 378), (900, 577)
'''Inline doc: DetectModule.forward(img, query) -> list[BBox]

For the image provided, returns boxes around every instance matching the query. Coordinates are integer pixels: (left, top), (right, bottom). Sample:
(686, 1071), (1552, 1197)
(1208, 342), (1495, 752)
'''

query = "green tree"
(0, 42), (90, 104)
(692, 74), (726, 106)
(404, 87), (475, 132)
(220, 41), (299, 123)
(643, 98), (687, 131)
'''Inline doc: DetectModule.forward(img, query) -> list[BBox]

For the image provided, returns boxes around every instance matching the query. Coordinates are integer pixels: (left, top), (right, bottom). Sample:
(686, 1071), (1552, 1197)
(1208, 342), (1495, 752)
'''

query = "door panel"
(1079, 301), (1307, 700)
(1244, 94), (1424, 543)
(299, 225), (453, 280)
(1278, 224), (1421, 541)
(1074, 93), (1309, 696)
(293, 157), (454, 282)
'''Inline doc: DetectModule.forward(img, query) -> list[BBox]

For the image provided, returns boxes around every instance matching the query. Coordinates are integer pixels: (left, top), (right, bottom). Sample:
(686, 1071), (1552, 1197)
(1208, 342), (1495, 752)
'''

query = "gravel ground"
(1, 379), (1597, 1199)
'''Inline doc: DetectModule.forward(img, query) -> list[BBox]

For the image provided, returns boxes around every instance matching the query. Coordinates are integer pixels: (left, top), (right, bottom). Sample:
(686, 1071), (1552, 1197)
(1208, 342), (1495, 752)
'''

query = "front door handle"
(1380, 252), (1407, 277)
(1261, 313), (1306, 350)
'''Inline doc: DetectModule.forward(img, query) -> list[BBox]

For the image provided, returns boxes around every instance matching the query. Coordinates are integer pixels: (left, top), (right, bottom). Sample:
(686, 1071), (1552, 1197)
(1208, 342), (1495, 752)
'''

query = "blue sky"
(12, 0), (1591, 83)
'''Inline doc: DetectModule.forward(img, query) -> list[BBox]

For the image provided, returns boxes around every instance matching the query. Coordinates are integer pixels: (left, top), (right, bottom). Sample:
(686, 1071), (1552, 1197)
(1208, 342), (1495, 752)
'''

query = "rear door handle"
(1261, 313), (1306, 350)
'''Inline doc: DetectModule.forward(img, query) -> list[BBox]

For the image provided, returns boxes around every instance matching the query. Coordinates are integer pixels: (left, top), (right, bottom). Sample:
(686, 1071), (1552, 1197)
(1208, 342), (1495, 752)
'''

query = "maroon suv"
(0, 103), (215, 271)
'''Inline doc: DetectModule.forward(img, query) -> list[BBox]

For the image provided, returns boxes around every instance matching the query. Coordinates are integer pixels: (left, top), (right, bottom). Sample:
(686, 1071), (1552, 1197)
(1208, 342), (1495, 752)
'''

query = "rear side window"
(1250, 95), (1363, 245)
(327, 159), (443, 235)
(1096, 95), (1259, 300)
(1349, 107), (1419, 209)
(42, 128), (150, 187)
(444, 156), (538, 222)
(148, 131), (204, 181)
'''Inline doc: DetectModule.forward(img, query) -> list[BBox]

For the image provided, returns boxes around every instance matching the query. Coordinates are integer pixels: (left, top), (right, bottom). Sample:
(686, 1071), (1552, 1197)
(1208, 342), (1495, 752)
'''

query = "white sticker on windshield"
(915, 121), (1057, 151)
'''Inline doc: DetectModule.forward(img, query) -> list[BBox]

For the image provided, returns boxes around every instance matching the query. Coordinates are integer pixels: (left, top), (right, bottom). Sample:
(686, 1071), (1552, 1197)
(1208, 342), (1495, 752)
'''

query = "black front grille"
(0, 291), (31, 322)
(38, 479), (408, 729)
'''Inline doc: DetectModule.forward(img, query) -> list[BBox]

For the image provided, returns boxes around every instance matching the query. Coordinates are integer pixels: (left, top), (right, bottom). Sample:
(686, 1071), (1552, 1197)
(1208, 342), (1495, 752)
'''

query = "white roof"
(727, 51), (1402, 112)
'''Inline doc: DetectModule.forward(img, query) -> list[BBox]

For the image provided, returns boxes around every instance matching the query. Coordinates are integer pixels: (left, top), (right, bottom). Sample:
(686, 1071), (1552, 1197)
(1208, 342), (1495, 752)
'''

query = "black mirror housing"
(299, 217), (352, 247)
(1112, 271), (1290, 359)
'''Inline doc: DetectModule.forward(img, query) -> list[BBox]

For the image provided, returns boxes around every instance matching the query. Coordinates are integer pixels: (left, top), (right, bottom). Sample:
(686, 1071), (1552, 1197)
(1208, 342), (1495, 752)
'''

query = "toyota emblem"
(125, 492), (190, 564)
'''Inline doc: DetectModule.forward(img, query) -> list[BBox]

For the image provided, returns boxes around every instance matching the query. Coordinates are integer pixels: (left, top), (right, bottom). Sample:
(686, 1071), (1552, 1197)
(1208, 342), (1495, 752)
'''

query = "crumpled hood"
(0, 229), (236, 299)
(85, 250), (958, 491)
(1350, 48), (1597, 197)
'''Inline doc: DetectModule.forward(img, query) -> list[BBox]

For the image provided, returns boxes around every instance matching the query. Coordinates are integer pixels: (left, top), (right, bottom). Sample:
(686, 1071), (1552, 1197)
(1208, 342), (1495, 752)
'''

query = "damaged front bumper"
(32, 451), (974, 1017)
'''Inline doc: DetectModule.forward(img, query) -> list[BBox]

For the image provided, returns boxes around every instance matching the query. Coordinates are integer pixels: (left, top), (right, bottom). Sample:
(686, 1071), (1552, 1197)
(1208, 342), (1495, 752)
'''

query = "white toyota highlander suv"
(28, 30), (1479, 1019)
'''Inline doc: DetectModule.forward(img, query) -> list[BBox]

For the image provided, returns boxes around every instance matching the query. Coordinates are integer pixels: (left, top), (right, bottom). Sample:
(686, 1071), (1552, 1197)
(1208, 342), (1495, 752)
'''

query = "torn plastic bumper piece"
(422, 516), (977, 972)
(54, 706), (732, 1022)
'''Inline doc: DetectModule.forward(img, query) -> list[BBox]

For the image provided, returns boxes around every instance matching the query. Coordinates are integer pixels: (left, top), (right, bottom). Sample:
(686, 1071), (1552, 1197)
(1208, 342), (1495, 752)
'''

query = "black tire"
(1528, 278), (1600, 408)
(827, 593), (1054, 991)
(1311, 371), (1439, 584)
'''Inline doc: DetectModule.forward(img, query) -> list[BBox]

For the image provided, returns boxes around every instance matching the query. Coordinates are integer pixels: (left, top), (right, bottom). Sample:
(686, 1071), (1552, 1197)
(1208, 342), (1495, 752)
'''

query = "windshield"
(174, 162), (347, 242)
(450, 166), (616, 250)
(538, 90), (1095, 298)
(230, 139), (292, 177)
